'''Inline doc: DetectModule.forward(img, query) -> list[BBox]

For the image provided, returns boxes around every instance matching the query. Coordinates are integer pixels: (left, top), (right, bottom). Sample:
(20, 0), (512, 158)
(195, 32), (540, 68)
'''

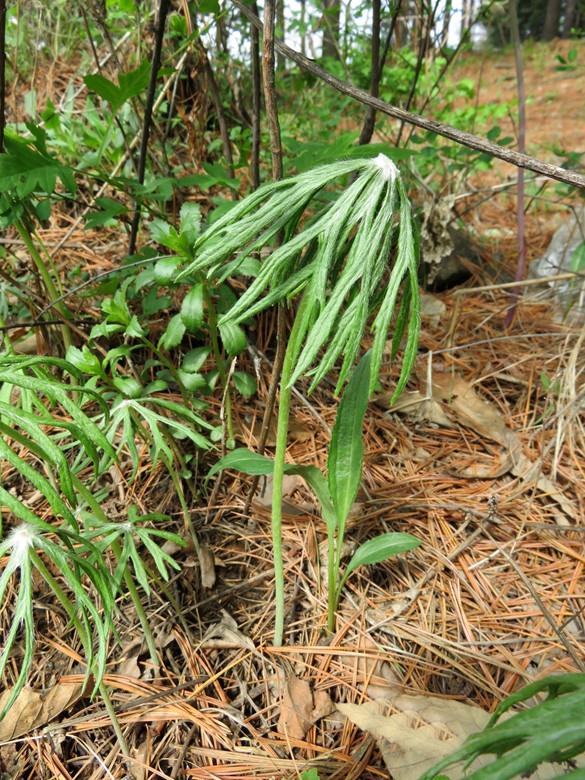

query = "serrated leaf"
(179, 201), (201, 246)
(180, 283), (205, 332)
(181, 347), (210, 373)
(117, 61), (150, 104)
(84, 73), (122, 110)
(219, 321), (247, 355)
(113, 377), (143, 399)
(233, 371), (257, 399)
(154, 256), (182, 284)
(149, 219), (181, 251)
(178, 370), (208, 392)
(158, 314), (185, 350)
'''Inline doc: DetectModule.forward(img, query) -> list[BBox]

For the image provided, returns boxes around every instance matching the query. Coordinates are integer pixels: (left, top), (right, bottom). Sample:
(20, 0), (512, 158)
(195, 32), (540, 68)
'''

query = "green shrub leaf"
(180, 283), (205, 332)
(344, 532), (421, 580)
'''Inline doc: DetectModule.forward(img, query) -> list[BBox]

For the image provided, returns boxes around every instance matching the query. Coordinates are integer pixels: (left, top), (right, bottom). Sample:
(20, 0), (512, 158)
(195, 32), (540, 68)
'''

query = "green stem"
(270, 294), (312, 646)
(272, 359), (293, 646)
(327, 528), (337, 633)
(15, 220), (72, 350)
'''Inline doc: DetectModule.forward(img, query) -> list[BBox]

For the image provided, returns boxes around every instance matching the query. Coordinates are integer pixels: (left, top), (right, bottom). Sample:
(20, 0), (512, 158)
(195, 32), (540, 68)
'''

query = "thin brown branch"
(231, 0), (585, 190)
(358, 0), (381, 145)
(505, 0), (527, 328)
(250, 0), (262, 189)
(262, 0), (283, 180)
(0, 0), (6, 152)
(128, 0), (172, 255)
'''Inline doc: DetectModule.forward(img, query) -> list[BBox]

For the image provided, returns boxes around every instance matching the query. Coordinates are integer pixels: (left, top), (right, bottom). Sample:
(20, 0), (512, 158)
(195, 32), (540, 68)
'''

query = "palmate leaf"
(176, 154), (419, 398)
(0, 136), (75, 196)
(420, 674), (585, 780)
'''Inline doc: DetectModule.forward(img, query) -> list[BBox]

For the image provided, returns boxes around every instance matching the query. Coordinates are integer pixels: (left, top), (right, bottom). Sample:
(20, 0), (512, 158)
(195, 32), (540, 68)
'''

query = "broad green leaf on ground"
(344, 533), (421, 580)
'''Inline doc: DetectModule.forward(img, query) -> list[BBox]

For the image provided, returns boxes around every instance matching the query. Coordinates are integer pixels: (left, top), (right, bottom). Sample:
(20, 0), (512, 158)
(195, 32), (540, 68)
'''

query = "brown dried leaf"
(339, 689), (568, 780)
(277, 670), (334, 739)
(338, 693), (491, 780)
(0, 682), (83, 740)
(201, 610), (255, 651)
(391, 371), (576, 522)
(278, 674), (314, 739)
(197, 542), (216, 589)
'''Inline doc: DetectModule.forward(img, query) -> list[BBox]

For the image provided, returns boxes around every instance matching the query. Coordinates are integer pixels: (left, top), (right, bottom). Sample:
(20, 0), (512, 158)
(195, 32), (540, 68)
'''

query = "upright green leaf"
(327, 352), (371, 531)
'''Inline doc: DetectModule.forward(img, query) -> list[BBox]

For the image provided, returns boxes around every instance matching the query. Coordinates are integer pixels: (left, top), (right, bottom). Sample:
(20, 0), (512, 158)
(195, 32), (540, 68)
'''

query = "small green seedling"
(209, 352), (420, 633)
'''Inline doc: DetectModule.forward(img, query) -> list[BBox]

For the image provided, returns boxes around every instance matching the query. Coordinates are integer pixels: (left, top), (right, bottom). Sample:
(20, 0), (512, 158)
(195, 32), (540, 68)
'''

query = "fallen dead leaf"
(389, 369), (576, 523)
(277, 668), (334, 739)
(339, 693), (491, 780)
(253, 473), (306, 513)
(234, 415), (312, 447)
(197, 542), (217, 589)
(201, 610), (255, 651)
(0, 681), (83, 741)
(339, 686), (575, 780)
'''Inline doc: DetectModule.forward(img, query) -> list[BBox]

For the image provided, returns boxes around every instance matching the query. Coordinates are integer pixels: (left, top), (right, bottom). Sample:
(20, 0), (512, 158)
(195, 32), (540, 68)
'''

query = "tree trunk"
(562, 0), (577, 36)
(543, 0), (561, 39)
(321, 0), (340, 59)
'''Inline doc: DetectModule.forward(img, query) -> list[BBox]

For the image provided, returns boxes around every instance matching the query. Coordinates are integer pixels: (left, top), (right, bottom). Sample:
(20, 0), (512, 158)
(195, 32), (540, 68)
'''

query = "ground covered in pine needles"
(1, 43), (584, 780)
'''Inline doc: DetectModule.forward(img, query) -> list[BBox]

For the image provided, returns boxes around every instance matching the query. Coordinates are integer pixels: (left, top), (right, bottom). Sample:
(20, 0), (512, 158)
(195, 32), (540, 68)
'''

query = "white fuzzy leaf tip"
(8, 524), (37, 568)
(373, 153), (399, 182)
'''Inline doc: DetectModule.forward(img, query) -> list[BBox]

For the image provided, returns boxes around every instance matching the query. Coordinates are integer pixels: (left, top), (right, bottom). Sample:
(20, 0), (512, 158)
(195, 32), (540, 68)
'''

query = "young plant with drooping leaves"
(178, 153), (420, 645)
(0, 354), (187, 712)
(210, 352), (420, 633)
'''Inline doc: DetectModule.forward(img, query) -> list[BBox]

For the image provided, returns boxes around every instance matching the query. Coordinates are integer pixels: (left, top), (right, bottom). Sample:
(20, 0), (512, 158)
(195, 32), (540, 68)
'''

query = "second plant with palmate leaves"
(178, 152), (421, 645)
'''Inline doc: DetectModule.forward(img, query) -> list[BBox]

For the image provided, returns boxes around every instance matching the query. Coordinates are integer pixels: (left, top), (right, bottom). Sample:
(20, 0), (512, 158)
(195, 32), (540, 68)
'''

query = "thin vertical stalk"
(204, 287), (234, 449)
(396, 0), (441, 146)
(128, 0), (171, 255)
(0, 0), (6, 153)
(358, 0), (381, 146)
(250, 0), (261, 189)
(327, 526), (337, 633)
(505, 0), (526, 328)
(15, 221), (72, 350)
(270, 295), (310, 646)
(244, 0), (286, 516)
(262, 0), (283, 179)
